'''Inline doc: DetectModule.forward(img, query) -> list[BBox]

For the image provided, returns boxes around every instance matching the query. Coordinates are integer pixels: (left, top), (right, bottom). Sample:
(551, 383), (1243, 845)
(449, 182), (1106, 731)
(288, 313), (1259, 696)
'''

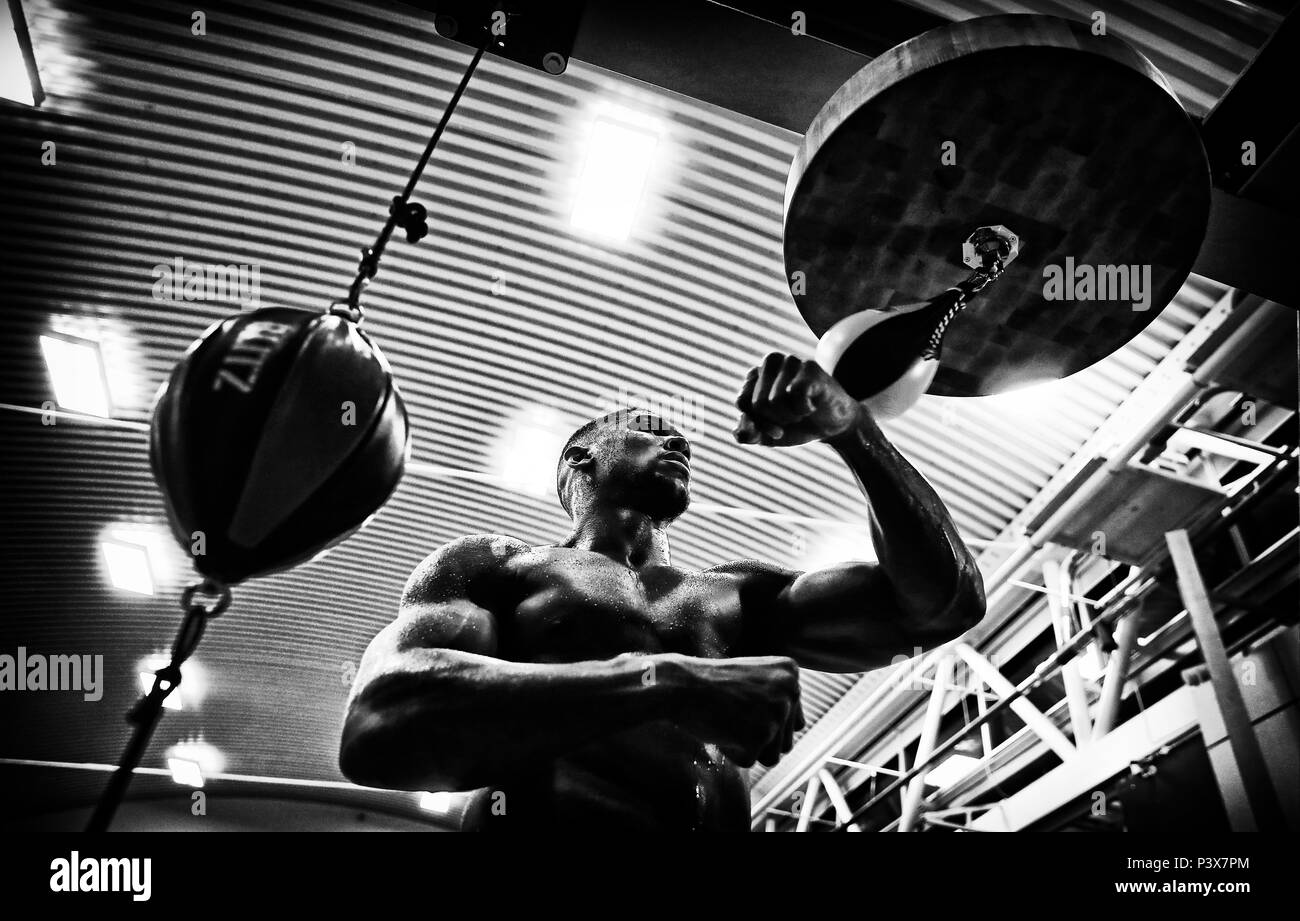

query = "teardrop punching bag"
(150, 306), (411, 584)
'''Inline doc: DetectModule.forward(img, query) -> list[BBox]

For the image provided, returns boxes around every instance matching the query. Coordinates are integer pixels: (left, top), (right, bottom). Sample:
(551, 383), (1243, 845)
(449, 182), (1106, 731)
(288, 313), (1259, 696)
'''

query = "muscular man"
(339, 353), (985, 831)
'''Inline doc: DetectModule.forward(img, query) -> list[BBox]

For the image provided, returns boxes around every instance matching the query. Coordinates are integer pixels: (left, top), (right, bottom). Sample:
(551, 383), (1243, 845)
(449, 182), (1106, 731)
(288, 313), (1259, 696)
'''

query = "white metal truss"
(754, 296), (1296, 831)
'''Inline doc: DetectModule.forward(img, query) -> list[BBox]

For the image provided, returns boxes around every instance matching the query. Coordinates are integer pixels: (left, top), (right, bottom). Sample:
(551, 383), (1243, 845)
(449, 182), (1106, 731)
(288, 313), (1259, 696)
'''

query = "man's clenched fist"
(733, 353), (861, 447)
(663, 654), (805, 768)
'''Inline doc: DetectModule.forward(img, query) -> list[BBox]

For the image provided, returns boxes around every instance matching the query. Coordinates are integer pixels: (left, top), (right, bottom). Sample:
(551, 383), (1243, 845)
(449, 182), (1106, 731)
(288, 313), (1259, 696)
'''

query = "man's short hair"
(555, 408), (676, 515)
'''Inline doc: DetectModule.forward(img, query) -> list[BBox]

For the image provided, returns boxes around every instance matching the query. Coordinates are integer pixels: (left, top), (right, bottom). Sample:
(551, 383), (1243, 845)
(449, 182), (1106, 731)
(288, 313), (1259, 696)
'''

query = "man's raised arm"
(731, 353), (986, 673)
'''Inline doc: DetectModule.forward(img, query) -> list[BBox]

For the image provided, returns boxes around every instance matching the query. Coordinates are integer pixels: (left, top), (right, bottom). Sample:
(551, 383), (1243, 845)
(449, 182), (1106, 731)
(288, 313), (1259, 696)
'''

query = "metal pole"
(795, 773), (822, 832)
(956, 645), (1076, 761)
(1165, 529), (1284, 831)
(1093, 613), (1138, 739)
(1044, 559), (1093, 748)
(826, 756), (904, 776)
(818, 769), (862, 832)
(895, 745), (907, 811)
(974, 676), (994, 757)
(898, 654), (954, 832)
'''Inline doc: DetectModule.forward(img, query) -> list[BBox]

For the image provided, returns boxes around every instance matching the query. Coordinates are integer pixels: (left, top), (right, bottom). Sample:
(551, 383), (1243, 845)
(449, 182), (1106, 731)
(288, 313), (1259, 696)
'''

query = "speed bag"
(149, 307), (411, 585)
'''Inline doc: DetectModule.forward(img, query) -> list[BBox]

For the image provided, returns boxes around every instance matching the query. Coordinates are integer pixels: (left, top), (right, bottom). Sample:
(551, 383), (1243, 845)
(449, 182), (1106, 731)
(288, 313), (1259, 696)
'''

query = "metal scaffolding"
(755, 297), (1297, 832)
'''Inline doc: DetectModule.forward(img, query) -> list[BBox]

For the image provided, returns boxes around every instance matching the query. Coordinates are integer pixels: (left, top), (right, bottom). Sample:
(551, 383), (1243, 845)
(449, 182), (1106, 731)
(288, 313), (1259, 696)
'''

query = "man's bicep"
(350, 601), (499, 707)
(394, 598), (499, 656)
(743, 560), (918, 673)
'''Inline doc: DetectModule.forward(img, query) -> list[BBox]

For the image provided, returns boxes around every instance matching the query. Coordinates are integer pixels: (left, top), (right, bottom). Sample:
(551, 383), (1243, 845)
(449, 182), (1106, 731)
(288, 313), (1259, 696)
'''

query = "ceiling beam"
(1195, 4), (1300, 306)
(413, 0), (940, 133)
(569, 1), (872, 134)
(1200, 5), (1300, 199)
(1193, 189), (1298, 307)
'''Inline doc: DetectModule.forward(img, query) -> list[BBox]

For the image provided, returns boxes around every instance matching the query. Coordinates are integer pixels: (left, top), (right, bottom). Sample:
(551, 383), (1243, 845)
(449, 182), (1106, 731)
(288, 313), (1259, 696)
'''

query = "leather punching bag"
(149, 307), (410, 585)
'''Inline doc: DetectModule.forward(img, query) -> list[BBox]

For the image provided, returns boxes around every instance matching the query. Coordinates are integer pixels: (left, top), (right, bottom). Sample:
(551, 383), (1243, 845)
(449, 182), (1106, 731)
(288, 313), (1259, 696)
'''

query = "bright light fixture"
(1, 0), (42, 107)
(499, 407), (568, 496)
(419, 791), (455, 813)
(570, 113), (660, 241)
(39, 333), (111, 417)
(167, 757), (204, 788)
(924, 753), (980, 790)
(798, 530), (876, 572)
(101, 538), (154, 595)
(166, 739), (225, 782)
(981, 378), (1064, 417)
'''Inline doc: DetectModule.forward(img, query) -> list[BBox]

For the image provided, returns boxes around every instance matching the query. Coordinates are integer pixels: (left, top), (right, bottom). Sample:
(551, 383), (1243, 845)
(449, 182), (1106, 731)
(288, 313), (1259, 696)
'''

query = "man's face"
(586, 413), (692, 521)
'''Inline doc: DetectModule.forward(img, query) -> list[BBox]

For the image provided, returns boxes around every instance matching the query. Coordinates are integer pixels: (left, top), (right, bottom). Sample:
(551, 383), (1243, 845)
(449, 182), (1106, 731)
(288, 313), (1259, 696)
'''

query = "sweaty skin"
(340, 354), (985, 831)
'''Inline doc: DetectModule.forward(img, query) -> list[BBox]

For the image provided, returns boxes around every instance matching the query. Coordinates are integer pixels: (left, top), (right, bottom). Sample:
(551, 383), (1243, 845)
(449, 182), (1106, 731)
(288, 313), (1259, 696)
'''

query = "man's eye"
(628, 415), (660, 433)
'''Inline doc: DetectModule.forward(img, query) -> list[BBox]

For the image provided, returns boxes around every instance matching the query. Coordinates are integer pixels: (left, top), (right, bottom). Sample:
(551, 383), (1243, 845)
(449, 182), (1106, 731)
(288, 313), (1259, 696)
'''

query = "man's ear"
(563, 445), (593, 470)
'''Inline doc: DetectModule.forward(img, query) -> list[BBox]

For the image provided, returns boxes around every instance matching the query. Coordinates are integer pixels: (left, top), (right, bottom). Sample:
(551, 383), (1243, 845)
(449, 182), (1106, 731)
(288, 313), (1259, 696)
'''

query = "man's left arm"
(728, 353), (986, 672)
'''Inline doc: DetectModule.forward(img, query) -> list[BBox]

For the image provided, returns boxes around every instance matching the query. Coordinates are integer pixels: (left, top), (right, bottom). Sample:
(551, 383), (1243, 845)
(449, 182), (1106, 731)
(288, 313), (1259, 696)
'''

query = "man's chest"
(498, 550), (745, 661)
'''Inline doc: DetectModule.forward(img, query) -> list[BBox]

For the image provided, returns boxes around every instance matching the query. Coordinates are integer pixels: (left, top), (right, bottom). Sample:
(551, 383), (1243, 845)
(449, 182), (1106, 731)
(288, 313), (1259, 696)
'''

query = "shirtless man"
(339, 353), (985, 830)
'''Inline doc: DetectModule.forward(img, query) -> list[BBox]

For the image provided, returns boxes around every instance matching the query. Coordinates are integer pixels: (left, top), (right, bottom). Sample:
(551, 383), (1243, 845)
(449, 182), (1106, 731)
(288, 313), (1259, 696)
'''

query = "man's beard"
(624, 468), (691, 522)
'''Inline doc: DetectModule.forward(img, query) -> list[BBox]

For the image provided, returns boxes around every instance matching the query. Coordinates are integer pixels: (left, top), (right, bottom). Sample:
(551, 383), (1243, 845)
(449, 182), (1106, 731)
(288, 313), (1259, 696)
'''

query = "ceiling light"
(419, 791), (455, 814)
(981, 378), (1065, 417)
(1, 0), (43, 107)
(499, 407), (568, 496)
(39, 333), (111, 417)
(797, 529), (876, 571)
(167, 758), (204, 788)
(101, 538), (154, 595)
(570, 113), (660, 241)
(924, 753), (980, 790)
(103, 523), (179, 590)
(165, 739), (224, 779)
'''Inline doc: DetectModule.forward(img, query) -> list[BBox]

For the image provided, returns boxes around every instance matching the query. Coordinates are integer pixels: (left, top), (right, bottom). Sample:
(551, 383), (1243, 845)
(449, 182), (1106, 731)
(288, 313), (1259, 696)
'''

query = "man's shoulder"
(402, 534), (532, 604)
(703, 558), (797, 585)
(442, 533), (533, 561)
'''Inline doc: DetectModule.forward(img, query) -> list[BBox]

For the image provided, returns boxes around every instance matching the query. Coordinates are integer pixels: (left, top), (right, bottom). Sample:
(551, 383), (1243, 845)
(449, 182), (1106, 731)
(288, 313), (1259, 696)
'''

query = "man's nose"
(663, 435), (689, 455)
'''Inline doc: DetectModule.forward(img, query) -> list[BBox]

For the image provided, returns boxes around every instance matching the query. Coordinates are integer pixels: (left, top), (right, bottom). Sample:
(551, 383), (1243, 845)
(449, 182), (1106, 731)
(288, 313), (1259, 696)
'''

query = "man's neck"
(564, 504), (671, 569)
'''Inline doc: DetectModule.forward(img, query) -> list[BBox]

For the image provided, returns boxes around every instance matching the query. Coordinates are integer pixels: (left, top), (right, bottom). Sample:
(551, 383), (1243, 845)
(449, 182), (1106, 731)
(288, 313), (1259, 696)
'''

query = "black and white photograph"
(0, 0), (1296, 894)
